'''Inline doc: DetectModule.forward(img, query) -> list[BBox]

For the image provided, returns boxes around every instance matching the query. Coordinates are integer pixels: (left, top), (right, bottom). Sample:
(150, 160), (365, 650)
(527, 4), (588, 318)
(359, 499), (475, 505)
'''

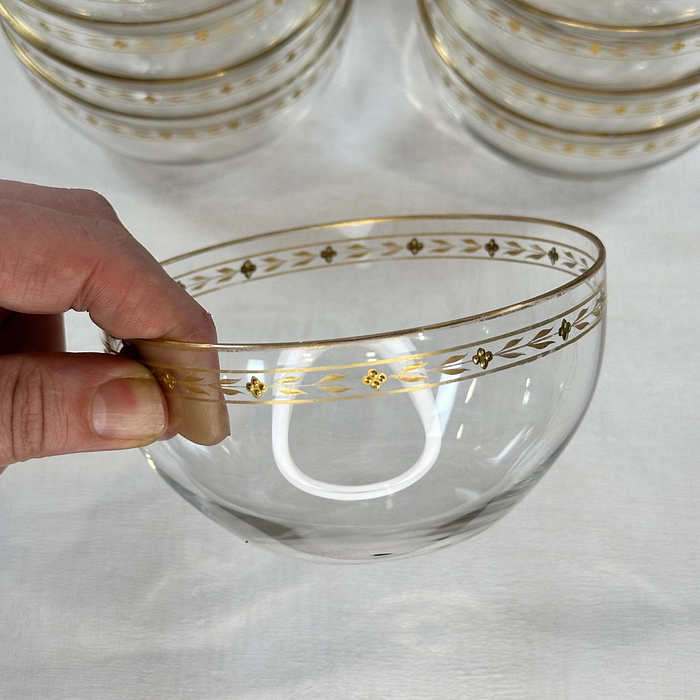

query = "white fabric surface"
(1, 1), (699, 697)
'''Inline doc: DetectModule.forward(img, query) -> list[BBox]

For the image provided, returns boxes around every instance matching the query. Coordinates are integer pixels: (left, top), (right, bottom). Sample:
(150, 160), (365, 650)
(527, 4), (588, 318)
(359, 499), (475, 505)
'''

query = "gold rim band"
(119, 215), (605, 351)
(422, 7), (700, 138)
(429, 0), (700, 98)
(0, 0), (330, 85)
(5, 0), (350, 122)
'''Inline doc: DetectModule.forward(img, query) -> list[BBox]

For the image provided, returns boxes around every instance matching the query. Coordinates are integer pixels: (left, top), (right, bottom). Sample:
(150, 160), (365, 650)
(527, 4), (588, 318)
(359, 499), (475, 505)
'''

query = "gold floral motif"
(407, 238), (424, 255)
(246, 376), (267, 398)
(472, 348), (493, 369)
(363, 369), (387, 391)
(558, 319), (572, 341)
(161, 371), (177, 391)
(320, 245), (337, 263)
(485, 238), (499, 257)
(240, 260), (257, 279)
(130, 282), (605, 405)
(548, 247), (559, 265)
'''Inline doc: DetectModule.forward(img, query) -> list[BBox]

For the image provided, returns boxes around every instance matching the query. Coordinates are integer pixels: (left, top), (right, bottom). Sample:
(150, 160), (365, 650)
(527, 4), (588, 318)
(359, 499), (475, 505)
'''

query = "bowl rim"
(425, 16), (700, 138)
(1, 0), (259, 28)
(126, 215), (606, 351)
(428, 0), (700, 98)
(19, 0), (238, 22)
(0, 0), (334, 86)
(496, 0), (700, 33)
(6, 0), (350, 122)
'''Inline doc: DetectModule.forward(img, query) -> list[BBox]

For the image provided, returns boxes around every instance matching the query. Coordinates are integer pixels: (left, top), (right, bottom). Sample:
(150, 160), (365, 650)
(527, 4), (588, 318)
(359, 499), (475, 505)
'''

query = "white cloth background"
(1, 1), (699, 698)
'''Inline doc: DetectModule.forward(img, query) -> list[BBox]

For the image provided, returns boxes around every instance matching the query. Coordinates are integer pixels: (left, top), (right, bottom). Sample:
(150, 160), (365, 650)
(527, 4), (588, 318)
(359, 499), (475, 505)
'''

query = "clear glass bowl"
(11, 0), (350, 162)
(0, 0), (322, 78)
(2, 0), (342, 118)
(443, 0), (700, 88)
(425, 0), (700, 133)
(513, 0), (700, 28)
(420, 18), (700, 174)
(31, 0), (237, 24)
(105, 216), (606, 563)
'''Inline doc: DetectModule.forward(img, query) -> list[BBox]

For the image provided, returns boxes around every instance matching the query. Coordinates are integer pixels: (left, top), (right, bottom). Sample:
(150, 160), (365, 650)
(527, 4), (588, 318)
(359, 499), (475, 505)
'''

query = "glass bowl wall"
(443, 0), (700, 88)
(2, 0), (342, 118)
(425, 0), (700, 133)
(107, 216), (606, 563)
(0, 0), (322, 78)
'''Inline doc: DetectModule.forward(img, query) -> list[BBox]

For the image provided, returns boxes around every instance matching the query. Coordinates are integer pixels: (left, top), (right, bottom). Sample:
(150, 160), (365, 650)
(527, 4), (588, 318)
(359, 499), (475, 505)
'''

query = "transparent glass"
(513, 0), (700, 28)
(107, 216), (606, 563)
(443, 0), (700, 89)
(419, 9), (700, 175)
(29, 0), (237, 23)
(11, 3), (350, 163)
(0, 0), (322, 79)
(3, 0), (343, 118)
(426, 0), (700, 133)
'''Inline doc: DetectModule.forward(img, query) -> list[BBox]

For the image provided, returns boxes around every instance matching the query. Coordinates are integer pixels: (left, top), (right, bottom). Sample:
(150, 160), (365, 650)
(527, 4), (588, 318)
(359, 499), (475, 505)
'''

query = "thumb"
(0, 352), (166, 471)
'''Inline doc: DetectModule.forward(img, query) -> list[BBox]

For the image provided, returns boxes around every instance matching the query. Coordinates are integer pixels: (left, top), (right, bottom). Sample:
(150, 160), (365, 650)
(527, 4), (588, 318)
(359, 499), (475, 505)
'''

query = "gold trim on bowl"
(0, 0), (320, 56)
(424, 13), (700, 140)
(5, 0), (252, 28)
(427, 0), (700, 98)
(115, 215), (605, 352)
(7, 0), (350, 124)
(502, 0), (700, 33)
(447, 0), (700, 61)
(0, 0), (330, 85)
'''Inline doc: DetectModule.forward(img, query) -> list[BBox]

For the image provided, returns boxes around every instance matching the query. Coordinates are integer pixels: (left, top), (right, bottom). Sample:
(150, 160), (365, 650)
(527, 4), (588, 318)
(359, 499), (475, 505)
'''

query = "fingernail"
(91, 377), (165, 441)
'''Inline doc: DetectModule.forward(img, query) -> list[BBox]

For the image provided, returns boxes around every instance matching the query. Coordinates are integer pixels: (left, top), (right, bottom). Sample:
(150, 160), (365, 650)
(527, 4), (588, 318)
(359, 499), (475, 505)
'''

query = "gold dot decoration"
(320, 246), (337, 263)
(246, 376), (267, 399)
(161, 371), (177, 391)
(407, 238), (424, 255)
(472, 348), (493, 369)
(363, 369), (387, 392)
(240, 260), (257, 279)
(558, 319), (572, 341)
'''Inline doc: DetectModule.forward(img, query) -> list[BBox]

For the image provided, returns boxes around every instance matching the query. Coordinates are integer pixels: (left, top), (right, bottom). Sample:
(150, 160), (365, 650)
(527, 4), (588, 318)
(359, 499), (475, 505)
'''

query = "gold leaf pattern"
(317, 373), (350, 383)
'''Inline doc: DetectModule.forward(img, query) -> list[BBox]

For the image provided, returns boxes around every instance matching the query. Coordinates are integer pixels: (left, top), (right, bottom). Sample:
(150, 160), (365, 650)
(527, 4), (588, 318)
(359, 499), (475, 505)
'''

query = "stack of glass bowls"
(418, 0), (700, 174)
(0, 0), (352, 161)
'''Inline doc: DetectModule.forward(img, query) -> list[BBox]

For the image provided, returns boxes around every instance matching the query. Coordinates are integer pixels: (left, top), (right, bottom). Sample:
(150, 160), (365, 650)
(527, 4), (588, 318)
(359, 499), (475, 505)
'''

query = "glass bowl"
(11, 0), (350, 162)
(512, 0), (700, 28)
(420, 19), (700, 174)
(0, 0), (322, 78)
(105, 216), (606, 563)
(425, 0), (700, 133)
(443, 0), (700, 88)
(30, 0), (237, 23)
(2, 0), (342, 118)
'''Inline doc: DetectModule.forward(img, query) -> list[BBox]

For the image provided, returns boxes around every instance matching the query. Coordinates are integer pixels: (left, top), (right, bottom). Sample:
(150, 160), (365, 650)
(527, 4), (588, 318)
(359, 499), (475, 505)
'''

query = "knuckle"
(0, 358), (62, 465)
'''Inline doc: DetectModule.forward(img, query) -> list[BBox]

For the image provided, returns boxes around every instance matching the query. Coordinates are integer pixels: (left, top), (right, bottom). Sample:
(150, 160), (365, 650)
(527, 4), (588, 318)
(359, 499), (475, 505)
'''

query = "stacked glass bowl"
(0, 0), (352, 161)
(418, 0), (700, 174)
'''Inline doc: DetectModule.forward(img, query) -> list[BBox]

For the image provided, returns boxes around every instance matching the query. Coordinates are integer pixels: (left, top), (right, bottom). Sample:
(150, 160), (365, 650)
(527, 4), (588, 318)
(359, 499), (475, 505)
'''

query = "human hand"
(0, 180), (229, 475)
